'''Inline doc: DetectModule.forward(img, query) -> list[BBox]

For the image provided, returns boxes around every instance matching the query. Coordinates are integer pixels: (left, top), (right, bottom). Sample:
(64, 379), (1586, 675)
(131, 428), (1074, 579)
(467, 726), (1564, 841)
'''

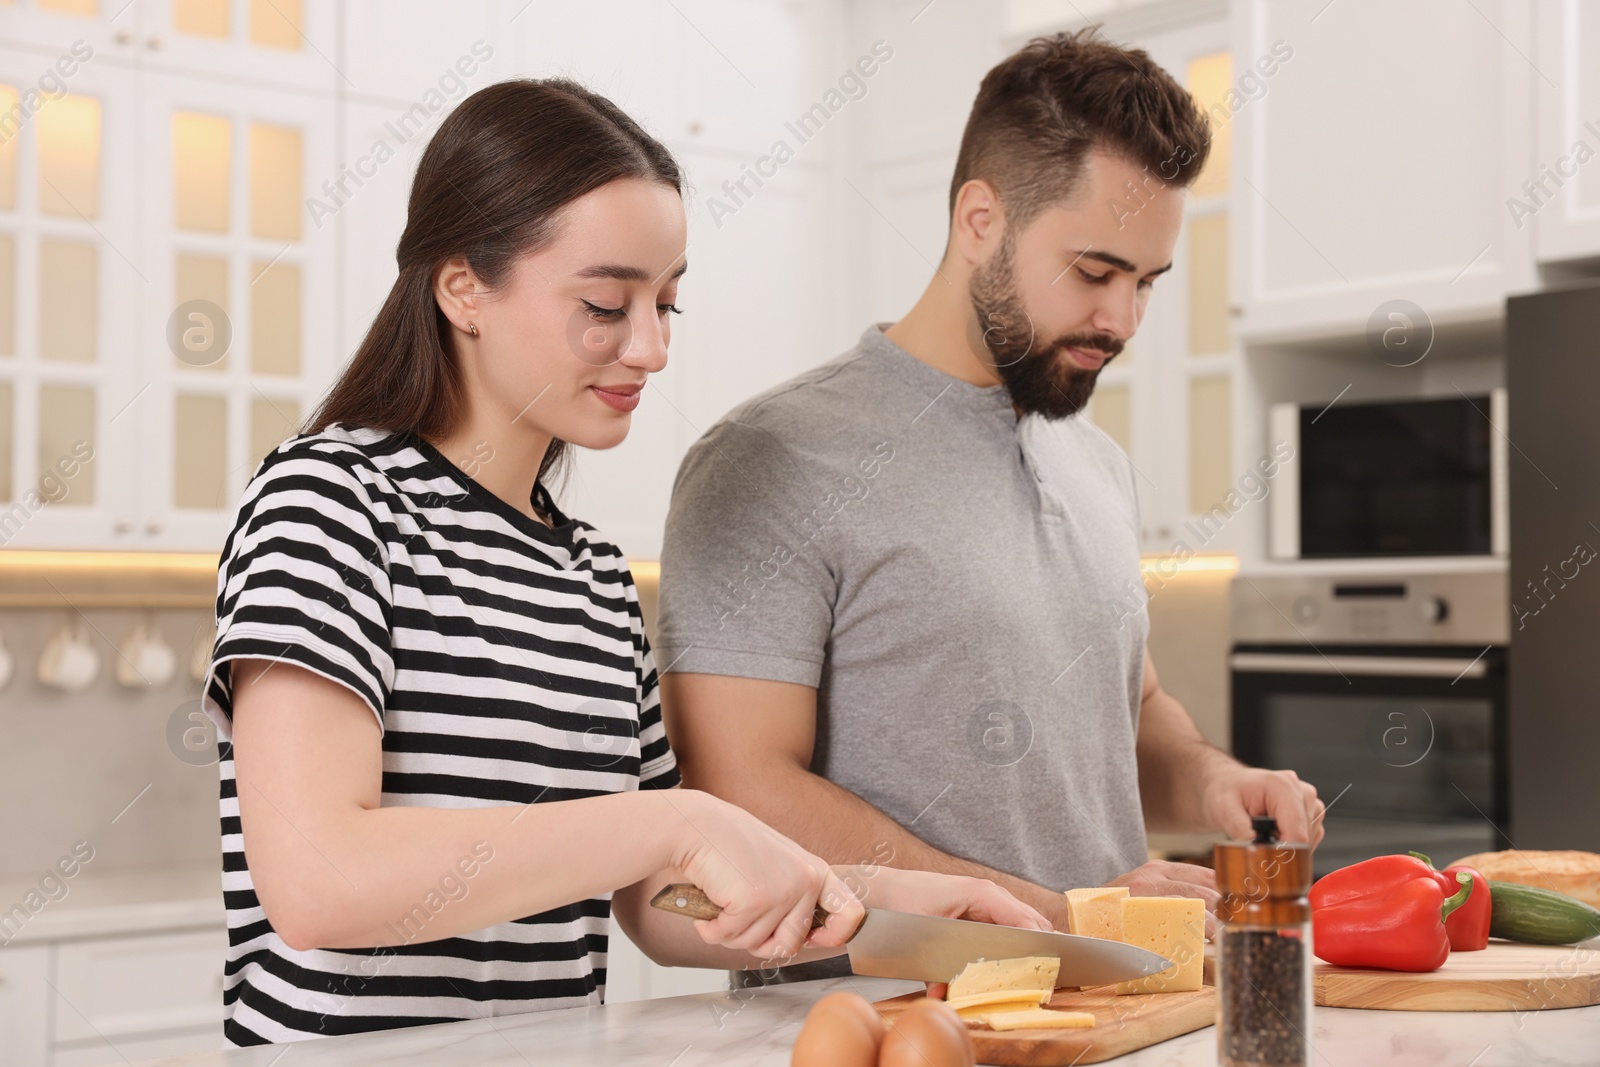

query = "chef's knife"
(648, 884), (1173, 987)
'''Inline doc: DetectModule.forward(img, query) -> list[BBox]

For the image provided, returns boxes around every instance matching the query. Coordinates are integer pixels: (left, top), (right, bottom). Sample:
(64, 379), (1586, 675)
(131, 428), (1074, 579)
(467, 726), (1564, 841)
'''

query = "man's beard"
(968, 241), (1124, 420)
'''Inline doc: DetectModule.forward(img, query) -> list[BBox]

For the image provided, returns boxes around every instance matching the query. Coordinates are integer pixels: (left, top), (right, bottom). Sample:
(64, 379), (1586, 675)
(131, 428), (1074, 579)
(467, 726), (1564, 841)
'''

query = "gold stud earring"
(467, 321), (479, 337)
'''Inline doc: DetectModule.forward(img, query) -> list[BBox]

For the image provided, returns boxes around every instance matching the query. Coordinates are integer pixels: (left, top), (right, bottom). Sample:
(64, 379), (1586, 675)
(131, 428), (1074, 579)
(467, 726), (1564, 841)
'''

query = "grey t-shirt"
(657, 324), (1150, 892)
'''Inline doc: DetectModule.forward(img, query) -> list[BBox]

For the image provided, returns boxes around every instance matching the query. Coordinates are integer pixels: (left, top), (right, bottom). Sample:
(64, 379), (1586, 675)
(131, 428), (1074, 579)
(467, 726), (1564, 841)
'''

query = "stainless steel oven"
(1229, 565), (1510, 876)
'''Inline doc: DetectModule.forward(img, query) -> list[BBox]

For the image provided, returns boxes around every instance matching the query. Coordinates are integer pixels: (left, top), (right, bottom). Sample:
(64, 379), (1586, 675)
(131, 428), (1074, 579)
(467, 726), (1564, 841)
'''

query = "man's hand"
(839, 866), (1053, 931)
(1201, 766), (1325, 847)
(1104, 860), (1221, 938)
(835, 866), (1053, 1002)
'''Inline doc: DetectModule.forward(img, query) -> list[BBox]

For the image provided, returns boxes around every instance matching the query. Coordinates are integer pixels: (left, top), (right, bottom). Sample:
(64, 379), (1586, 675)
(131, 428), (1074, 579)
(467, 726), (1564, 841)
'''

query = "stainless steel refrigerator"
(1505, 281), (1600, 850)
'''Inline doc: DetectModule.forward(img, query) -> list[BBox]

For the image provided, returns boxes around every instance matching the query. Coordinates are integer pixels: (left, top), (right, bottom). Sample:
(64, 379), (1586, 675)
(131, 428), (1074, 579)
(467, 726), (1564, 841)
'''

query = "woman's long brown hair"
(309, 79), (684, 484)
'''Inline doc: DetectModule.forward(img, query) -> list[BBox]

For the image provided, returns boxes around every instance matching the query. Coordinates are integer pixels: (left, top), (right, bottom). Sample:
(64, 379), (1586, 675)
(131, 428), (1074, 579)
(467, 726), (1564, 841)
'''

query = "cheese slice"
(1113, 896), (1205, 994)
(1063, 886), (1130, 941)
(953, 997), (1050, 1022)
(947, 956), (1061, 1001)
(945, 988), (1052, 1013)
(980, 1008), (1097, 1032)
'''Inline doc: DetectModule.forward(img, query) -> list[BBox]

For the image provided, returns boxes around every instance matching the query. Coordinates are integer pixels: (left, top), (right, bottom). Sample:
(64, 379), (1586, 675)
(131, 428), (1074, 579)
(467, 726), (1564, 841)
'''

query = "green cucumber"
(1488, 880), (1600, 945)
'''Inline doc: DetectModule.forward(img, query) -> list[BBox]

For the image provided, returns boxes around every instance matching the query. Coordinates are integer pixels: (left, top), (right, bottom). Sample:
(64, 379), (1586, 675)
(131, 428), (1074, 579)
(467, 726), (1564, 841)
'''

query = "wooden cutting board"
(875, 986), (1215, 1066)
(1314, 940), (1600, 1011)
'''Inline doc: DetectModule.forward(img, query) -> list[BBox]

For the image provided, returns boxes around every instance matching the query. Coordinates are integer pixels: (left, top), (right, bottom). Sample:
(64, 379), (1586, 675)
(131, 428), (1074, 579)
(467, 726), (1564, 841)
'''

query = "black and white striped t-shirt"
(202, 425), (677, 1047)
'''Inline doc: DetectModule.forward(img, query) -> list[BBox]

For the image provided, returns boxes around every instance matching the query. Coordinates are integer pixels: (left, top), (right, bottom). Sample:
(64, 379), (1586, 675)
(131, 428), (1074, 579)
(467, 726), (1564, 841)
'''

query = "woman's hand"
(666, 790), (866, 960)
(841, 866), (1053, 931)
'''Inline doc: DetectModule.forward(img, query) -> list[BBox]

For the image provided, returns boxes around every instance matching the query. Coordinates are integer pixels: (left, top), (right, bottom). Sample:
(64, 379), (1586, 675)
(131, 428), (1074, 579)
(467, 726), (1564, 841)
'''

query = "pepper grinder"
(1215, 815), (1314, 1067)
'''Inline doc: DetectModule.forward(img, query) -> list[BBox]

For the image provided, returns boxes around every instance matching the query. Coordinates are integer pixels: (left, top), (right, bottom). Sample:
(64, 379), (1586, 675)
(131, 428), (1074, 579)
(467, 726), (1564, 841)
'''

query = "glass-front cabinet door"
(0, 3), (338, 550)
(139, 70), (336, 550)
(0, 0), (132, 55)
(141, 0), (337, 91)
(0, 41), (142, 549)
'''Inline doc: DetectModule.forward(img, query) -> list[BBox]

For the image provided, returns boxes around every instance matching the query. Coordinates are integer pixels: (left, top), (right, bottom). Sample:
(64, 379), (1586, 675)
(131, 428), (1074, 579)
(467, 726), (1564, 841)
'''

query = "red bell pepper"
(1401, 851), (1493, 952)
(1440, 864), (1491, 951)
(1310, 855), (1473, 972)
(1310, 853), (1456, 909)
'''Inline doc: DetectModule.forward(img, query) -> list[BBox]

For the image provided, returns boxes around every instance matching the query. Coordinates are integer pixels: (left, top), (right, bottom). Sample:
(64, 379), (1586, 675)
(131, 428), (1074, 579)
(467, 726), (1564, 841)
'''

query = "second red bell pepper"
(1440, 864), (1491, 951)
(1310, 855), (1473, 972)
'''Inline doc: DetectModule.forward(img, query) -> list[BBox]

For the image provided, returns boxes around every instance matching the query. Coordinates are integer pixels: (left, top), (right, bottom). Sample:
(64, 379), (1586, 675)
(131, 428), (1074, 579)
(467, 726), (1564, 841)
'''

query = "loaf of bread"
(1448, 850), (1600, 909)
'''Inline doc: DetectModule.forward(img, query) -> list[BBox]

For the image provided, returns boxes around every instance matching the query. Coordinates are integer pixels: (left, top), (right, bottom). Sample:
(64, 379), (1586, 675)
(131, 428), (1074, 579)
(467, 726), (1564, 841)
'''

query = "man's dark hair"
(950, 28), (1211, 230)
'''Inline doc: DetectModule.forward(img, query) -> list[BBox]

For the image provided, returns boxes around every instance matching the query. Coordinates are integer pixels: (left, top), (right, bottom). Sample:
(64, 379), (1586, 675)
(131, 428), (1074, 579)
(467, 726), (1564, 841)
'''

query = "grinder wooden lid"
(1214, 816), (1314, 925)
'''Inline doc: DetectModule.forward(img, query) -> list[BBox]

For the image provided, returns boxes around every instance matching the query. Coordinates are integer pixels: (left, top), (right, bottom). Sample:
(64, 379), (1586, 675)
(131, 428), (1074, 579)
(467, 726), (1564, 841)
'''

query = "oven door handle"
(1228, 652), (1488, 679)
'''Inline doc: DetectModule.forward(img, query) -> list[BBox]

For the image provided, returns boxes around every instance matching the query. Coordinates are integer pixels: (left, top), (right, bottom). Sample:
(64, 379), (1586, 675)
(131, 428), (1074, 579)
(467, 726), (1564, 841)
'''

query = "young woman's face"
(467, 178), (688, 452)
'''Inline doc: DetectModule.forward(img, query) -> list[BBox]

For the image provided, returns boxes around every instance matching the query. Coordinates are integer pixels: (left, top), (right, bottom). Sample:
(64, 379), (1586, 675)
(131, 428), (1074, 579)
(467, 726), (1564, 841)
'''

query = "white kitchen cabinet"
(341, 0), (502, 105)
(0, 6), (341, 550)
(0, 924), (225, 1067)
(1532, 0), (1600, 263)
(133, 69), (339, 550)
(51, 928), (226, 1045)
(0, 41), (143, 549)
(1229, 0), (1537, 340)
(0, 0), (128, 57)
(136, 0), (338, 92)
(0, 944), (51, 1067)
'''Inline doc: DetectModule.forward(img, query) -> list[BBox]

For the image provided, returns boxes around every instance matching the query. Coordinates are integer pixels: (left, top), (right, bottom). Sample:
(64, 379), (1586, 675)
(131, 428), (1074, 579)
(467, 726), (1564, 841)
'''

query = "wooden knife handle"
(649, 883), (832, 930)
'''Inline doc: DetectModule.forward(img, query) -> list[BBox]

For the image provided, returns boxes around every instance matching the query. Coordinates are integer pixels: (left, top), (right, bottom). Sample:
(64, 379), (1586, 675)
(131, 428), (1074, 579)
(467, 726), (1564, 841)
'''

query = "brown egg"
(879, 997), (975, 1067)
(791, 991), (885, 1067)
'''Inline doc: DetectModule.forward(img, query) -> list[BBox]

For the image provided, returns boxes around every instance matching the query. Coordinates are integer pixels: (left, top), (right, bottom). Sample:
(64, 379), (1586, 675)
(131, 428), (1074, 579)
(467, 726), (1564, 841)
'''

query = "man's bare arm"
(1135, 649), (1325, 846)
(661, 672), (1214, 930)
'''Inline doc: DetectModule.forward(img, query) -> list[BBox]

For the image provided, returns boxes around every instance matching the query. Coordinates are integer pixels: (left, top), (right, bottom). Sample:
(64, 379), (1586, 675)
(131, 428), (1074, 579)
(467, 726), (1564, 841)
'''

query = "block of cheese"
(1063, 886), (1130, 941)
(980, 1008), (1097, 1032)
(947, 956), (1061, 1001)
(1113, 896), (1205, 994)
(946, 988), (1052, 1013)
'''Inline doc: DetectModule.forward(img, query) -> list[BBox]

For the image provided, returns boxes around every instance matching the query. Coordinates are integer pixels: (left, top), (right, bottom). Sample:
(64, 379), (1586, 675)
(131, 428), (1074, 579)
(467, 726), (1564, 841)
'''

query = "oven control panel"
(1230, 566), (1508, 646)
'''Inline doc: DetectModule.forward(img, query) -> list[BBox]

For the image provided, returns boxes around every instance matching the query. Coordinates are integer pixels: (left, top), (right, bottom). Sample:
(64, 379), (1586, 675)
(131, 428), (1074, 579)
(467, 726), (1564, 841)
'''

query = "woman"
(203, 79), (1047, 1046)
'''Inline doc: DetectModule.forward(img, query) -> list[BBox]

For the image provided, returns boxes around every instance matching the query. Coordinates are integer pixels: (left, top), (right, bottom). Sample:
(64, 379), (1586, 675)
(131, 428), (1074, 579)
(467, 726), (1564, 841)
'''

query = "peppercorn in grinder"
(1215, 816), (1314, 1067)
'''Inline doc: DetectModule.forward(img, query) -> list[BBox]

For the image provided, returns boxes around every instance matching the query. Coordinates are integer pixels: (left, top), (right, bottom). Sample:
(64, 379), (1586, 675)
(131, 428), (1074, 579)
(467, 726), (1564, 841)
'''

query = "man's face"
(968, 148), (1186, 419)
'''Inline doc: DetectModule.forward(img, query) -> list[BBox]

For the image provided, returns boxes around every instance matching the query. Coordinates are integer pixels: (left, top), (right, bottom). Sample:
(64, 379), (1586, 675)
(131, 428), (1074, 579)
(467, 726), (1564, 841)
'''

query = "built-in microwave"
(1268, 391), (1509, 560)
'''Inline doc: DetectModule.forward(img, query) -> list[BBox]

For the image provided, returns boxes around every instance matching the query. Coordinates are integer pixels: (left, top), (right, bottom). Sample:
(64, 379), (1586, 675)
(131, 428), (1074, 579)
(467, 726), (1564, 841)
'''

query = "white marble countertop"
(0, 862), (223, 944)
(134, 975), (1600, 1067)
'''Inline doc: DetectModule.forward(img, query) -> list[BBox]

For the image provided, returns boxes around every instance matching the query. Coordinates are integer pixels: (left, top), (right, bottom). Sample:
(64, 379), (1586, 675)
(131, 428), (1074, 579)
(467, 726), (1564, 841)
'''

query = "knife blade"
(648, 883), (1173, 986)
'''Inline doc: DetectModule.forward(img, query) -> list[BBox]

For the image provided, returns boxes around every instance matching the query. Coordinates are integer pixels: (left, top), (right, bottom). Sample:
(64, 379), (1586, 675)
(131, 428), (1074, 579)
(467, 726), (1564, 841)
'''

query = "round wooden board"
(1314, 940), (1600, 1011)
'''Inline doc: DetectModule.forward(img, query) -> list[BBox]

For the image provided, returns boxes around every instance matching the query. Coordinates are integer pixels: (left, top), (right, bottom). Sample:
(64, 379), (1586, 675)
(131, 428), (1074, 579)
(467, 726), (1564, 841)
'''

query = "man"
(655, 30), (1323, 962)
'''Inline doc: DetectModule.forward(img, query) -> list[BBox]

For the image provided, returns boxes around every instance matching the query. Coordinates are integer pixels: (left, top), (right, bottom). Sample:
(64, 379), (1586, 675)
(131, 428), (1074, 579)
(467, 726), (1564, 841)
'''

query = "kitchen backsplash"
(0, 607), (221, 879)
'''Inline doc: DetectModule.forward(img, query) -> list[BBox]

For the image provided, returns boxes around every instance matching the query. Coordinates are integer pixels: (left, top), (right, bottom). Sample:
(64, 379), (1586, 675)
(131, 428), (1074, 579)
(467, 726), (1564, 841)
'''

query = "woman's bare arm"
(229, 658), (864, 958)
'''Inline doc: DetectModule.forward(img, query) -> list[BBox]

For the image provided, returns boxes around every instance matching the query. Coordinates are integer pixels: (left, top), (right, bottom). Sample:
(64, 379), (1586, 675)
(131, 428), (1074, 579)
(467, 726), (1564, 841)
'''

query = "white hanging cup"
(0, 631), (14, 691)
(117, 620), (177, 688)
(38, 622), (100, 692)
(190, 620), (215, 683)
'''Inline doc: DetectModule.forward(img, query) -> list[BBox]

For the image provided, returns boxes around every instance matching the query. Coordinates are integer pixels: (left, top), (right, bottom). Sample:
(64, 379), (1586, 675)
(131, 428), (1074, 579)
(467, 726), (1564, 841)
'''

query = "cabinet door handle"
(114, 29), (134, 45)
(147, 35), (164, 50)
